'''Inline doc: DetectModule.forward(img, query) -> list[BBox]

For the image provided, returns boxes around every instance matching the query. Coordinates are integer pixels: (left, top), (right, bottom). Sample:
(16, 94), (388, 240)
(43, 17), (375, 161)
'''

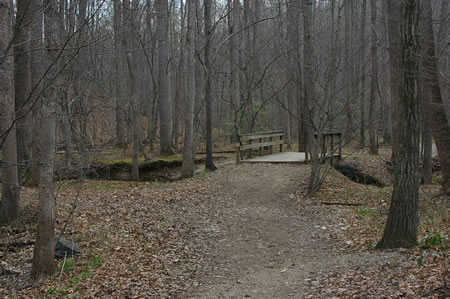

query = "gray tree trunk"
(204, 0), (217, 171)
(302, 0), (319, 196)
(369, 0), (378, 154)
(377, 0), (420, 249)
(359, 0), (367, 148)
(421, 0), (450, 192)
(30, 0), (44, 186)
(31, 0), (60, 280)
(386, 0), (400, 161)
(0, 0), (20, 225)
(14, 0), (32, 178)
(113, 0), (126, 147)
(181, 0), (196, 178)
(156, 0), (173, 155)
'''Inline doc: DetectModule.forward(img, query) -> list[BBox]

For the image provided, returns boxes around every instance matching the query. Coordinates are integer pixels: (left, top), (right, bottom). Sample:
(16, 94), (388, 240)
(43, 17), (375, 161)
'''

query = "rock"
(54, 236), (80, 259)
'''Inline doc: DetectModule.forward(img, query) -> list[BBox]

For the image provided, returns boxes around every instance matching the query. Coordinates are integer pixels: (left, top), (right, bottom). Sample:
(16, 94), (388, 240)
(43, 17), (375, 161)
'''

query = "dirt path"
(185, 163), (399, 298)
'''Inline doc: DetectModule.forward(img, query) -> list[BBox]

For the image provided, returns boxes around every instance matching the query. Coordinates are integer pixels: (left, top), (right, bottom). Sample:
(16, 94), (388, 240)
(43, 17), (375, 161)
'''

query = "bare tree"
(31, 0), (60, 280)
(14, 0), (32, 176)
(0, 0), (20, 225)
(359, 0), (367, 148)
(204, 0), (217, 171)
(156, 0), (173, 155)
(181, 0), (196, 178)
(421, 0), (450, 193)
(368, 0), (378, 154)
(30, 0), (44, 186)
(377, 0), (420, 249)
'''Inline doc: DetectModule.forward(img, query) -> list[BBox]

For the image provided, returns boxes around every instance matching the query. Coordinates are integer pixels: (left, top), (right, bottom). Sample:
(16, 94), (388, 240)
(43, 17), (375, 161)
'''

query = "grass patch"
(355, 209), (377, 218)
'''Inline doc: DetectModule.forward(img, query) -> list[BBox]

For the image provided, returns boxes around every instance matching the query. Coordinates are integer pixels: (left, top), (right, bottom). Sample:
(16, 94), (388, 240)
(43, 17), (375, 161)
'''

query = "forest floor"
(0, 148), (449, 298)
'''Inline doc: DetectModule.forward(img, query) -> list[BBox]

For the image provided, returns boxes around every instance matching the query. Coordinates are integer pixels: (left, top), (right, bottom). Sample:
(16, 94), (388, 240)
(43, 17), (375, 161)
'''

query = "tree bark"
(31, 0), (60, 280)
(30, 0), (44, 186)
(156, 0), (173, 155)
(204, 0), (217, 171)
(377, 0), (420, 249)
(369, 0), (378, 154)
(302, 0), (319, 196)
(0, 0), (20, 225)
(421, 0), (450, 192)
(181, 0), (196, 178)
(113, 0), (126, 148)
(386, 0), (400, 161)
(14, 0), (32, 179)
(122, 0), (140, 180)
(359, 0), (367, 148)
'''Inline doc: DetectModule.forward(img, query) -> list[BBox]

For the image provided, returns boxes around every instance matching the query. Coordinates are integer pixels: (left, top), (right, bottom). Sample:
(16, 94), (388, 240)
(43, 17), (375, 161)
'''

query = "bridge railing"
(236, 130), (285, 163)
(313, 132), (342, 165)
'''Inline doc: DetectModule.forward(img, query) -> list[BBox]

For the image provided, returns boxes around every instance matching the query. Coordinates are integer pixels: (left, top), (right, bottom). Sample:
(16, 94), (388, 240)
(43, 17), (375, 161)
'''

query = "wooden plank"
(241, 133), (284, 141)
(239, 140), (284, 150)
(239, 130), (284, 137)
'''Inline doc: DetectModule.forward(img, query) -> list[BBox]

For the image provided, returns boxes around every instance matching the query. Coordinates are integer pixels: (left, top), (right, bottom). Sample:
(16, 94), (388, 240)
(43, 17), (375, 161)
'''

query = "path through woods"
(3, 161), (445, 297)
(187, 163), (398, 297)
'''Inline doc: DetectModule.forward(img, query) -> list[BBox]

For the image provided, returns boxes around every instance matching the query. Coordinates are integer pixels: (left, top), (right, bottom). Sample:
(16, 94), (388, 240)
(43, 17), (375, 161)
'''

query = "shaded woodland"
(0, 0), (449, 293)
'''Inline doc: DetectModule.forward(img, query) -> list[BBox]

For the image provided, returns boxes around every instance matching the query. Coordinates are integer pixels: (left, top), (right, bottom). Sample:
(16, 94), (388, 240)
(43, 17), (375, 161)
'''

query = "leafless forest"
(0, 0), (449, 295)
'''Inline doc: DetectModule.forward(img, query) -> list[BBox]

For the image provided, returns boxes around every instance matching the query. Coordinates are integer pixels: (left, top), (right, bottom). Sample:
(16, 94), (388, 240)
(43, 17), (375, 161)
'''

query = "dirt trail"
(186, 163), (399, 298)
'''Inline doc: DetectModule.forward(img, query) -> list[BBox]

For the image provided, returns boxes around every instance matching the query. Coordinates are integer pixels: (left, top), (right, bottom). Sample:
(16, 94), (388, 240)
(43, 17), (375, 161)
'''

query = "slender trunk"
(377, 0), (420, 249)
(369, 0), (378, 154)
(359, 0), (367, 148)
(32, 0), (60, 280)
(421, 0), (450, 192)
(113, 0), (126, 147)
(0, 0), (20, 225)
(422, 114), (433, 184)
(14, 0), (32, 179)
(156, 0), (173, 155)
(381, 0), (393, 144)
(303, 0), (319, 196)
(181, 0), (196, 178)
(30, 0), (44, 186)
(204, 0), (217, 171)
(386, 0), (400, 161)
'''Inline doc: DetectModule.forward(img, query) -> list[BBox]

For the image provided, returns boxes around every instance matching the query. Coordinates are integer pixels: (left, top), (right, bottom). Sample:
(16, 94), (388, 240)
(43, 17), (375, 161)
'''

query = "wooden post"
(236, 143), (240, 163)
(322, 134), (326, 159)
(269, 137), (273, 154)
(338, 133), (342, 160)
(259, 138), (263, 156)
(330, 134), (335, 165)
(280, 135), (283, 152)
(247, 139), (252, 158)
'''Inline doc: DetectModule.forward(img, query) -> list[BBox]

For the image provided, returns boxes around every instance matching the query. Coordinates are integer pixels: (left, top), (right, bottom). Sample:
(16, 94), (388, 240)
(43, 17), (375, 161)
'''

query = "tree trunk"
(386, 0), (400, 161)
(113, 0), (126, 147)
(30, 0), (44, 186)
(204, 0), (217, 171)
(156, 0), (173, 155)
(422, 114), (433, 184)
(344, 0), (353, 135)
(122, 0), (140, 180)
(381, 0), (393, 144)
(0, 0), (20, 225)
(229, 0), (240, 141)
(181, 0), (196, 178)
(31, 0), (60, 280)
(14, 0), (32, 179)
(421, 0), (450, 192)
(302, 0), (319, 196)
(369, 0), (378, 154)
(377, 0), (420, 249)
(359, 0), (367, 148)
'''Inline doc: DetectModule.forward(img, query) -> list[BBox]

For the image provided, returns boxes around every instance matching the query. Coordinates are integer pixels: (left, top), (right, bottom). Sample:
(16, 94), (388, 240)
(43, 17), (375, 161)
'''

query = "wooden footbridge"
(235, 130), (342, 164)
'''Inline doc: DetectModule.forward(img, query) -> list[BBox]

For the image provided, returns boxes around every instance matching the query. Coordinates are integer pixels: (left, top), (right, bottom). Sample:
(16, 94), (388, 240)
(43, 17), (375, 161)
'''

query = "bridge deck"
(241, 152), (307, 163)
